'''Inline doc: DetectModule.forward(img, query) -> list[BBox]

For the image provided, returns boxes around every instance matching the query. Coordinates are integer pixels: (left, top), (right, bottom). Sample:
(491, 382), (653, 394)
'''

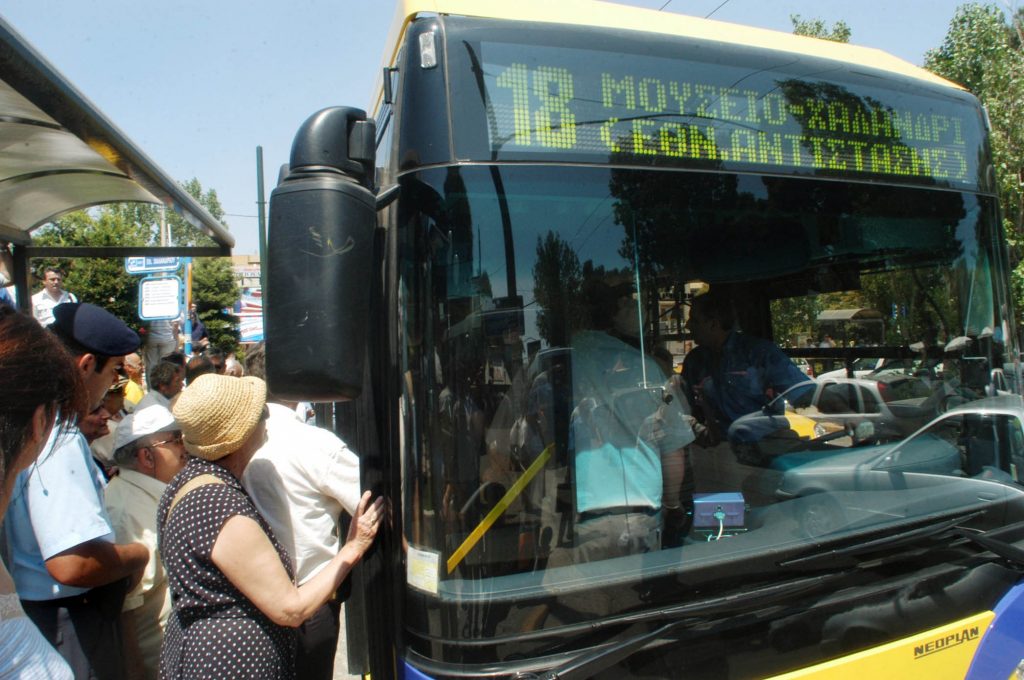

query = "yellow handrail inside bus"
(446, 443), (554, 574)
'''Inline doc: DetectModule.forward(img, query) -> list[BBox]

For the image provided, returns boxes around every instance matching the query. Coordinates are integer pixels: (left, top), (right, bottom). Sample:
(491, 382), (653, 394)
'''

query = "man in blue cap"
(5, 302), (150, 679)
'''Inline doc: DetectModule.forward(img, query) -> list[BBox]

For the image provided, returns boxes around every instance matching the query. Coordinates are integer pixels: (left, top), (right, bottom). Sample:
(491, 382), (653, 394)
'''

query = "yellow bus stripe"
(766, 611), (995, 680)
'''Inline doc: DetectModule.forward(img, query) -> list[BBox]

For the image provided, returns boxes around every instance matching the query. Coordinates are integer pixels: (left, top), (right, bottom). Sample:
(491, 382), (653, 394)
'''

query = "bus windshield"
(397, 164), (1021, 614)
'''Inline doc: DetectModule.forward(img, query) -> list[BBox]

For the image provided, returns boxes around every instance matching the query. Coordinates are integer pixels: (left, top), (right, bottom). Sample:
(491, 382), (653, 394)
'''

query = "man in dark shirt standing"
(682, 289), (809, 442)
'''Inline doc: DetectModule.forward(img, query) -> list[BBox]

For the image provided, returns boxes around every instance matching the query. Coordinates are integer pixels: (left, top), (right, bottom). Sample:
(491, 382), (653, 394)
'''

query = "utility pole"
(257, 146), (268, 296)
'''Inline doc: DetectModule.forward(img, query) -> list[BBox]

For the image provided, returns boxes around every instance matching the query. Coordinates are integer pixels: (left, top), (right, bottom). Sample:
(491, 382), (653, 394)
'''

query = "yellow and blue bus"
(265, 1), (1024, 677)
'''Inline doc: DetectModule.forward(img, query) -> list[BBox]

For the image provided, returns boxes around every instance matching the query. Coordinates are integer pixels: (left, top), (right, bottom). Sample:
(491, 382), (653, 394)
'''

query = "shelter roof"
(0, 15), (232, 251)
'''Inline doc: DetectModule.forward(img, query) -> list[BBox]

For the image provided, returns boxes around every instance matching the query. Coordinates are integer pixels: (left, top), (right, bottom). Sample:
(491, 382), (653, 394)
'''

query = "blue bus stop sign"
(125, 256), (180, 275)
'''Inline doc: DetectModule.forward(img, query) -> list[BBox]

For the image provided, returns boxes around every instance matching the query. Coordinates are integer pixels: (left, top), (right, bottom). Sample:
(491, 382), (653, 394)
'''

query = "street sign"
(125, 256), (180, 275)
(138, 275), (182, 320)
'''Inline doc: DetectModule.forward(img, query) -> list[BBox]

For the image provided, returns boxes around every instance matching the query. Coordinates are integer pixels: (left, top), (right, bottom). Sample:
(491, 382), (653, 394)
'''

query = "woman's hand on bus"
(346, 490), (385, 555)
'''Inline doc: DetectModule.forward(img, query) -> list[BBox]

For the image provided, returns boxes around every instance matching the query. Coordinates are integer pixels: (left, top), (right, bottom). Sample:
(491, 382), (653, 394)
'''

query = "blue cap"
(51, 302), (141, 356)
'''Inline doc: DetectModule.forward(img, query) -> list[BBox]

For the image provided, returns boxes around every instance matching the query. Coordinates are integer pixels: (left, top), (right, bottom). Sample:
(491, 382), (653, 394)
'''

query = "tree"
(790, 14), (852, 43)
(32, 206), (151, 329)
(924, 4), (1024, 311)
(191, 256), (240, 353)
(30, 177), (240, 348)
(174, 178), (242, 353)
(532, 231), (585, 347)
(169, 178), (224, 247)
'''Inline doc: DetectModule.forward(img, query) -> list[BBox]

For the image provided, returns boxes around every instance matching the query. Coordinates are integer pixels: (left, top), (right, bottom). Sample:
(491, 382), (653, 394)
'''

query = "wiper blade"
(954, 527), (1024, 567)
(777, 510), (985, 569)
(540, 572), (847, 680)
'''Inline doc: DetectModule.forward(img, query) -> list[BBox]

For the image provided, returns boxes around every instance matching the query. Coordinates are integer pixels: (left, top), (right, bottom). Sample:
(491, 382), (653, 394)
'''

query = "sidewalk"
(332, 603), (361, 680)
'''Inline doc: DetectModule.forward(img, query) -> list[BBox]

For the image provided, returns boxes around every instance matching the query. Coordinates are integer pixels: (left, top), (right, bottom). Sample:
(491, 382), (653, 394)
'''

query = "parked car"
(816, 357), (884, 380)
(773, 395), (1024, 501)
(791, 357), (815, 378)
(727, 373), (938, 463)
(768, 396), (1024, 537)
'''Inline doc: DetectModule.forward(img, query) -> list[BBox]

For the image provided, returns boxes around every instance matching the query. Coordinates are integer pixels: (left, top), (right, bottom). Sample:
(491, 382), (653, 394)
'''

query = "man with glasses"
(106, 404), (187, 680)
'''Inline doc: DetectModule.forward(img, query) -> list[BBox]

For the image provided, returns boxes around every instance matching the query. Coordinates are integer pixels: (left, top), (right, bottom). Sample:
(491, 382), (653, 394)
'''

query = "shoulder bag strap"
(167, 473), (226, 520)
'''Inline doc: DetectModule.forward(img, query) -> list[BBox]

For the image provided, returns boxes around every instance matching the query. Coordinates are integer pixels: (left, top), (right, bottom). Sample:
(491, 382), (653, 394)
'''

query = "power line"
(704, 0), (731, 18)
(657, 1), (732, 19)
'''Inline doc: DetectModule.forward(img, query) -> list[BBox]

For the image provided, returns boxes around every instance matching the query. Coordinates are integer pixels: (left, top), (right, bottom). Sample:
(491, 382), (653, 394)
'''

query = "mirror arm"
(376, 184), (400, 211)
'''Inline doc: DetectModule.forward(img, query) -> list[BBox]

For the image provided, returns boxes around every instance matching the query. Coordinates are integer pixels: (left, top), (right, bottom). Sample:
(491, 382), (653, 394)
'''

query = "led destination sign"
(464, 41), (982, 188)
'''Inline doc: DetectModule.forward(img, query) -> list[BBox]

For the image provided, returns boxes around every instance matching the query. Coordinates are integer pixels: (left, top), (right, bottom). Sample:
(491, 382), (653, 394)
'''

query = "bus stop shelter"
(0, 14), (233, 308)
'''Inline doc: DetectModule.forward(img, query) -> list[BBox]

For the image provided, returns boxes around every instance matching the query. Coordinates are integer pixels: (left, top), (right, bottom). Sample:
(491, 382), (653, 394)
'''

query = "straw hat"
(172, 374), (267, 460)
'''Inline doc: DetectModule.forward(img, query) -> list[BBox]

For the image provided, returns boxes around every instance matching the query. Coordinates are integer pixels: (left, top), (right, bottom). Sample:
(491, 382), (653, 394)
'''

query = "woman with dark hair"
(0, 305), (87, 678)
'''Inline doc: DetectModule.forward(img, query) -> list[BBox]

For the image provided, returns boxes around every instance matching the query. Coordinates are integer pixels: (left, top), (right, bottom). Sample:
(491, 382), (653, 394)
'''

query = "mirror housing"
(265, 107), (378, 401)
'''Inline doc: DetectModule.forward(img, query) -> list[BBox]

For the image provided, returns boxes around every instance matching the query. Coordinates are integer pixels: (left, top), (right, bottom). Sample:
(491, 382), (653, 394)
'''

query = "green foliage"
(169, 178), (224, 246)
(32, 207), (151, 328)
(790, 14), (852, 43)
(191, 256), (240, 353)
(925, 4), (1024, 314)
(180, 178), (240, 353)
(29, 177), (239, 346)
(770, 296), (821, 347)
(532, 231), (585, 346)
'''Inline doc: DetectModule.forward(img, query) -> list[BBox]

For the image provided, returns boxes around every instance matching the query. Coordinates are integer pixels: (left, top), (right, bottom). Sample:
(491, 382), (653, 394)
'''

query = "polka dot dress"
(157, 458), (297, 679)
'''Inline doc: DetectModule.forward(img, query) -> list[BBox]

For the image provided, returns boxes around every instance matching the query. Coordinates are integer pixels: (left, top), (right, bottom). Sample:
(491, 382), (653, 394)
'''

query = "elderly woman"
(160, 374), (383, 679)
(0, 305), (85, 678)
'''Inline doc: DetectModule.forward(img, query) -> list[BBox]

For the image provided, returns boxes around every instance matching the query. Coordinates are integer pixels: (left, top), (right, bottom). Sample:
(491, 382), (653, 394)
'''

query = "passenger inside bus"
(545, 295), (692, 566)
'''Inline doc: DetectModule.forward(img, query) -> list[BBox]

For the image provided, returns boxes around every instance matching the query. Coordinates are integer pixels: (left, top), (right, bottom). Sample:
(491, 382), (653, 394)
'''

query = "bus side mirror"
(265, 106), (378, 402)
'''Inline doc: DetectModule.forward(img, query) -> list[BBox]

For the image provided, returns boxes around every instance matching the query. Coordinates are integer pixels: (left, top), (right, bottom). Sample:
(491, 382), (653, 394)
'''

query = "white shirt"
(0, 593), (73, 679)
(242, 403), (361, 584)
(30, 289), (76, 326)
(146, 319), (176, 344)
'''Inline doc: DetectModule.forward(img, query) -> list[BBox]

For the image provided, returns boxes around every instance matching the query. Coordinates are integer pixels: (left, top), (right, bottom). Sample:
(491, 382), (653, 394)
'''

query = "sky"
(0, 0), (1009, 255)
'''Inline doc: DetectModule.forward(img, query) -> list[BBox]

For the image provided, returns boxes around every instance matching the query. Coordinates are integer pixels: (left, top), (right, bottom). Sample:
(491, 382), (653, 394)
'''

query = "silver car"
(774, 396), (1024, 519)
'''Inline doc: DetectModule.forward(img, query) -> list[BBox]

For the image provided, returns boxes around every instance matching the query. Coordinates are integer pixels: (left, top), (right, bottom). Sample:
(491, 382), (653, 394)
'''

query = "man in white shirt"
(31, 267), (76, 326)
(106, 404), (187, 680)
(241, 345), (360, 680)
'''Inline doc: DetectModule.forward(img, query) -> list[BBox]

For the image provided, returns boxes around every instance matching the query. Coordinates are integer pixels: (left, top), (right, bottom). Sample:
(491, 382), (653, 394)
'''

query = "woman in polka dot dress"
(158, 374), (383, 679)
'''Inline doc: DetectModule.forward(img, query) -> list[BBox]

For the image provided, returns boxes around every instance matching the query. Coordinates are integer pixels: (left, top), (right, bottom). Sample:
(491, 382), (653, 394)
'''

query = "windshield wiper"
(953, 527), (1024, 567)
(540, 572), (848, 680)
(776, 510), (985, 570)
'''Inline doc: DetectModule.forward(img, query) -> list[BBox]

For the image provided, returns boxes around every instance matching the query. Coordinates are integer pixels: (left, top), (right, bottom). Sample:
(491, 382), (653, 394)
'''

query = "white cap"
(113, 404), (178, 451)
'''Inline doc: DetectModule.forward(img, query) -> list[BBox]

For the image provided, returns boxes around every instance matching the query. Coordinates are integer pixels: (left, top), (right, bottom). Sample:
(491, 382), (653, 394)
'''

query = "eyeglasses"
(149, 432), (184, 448)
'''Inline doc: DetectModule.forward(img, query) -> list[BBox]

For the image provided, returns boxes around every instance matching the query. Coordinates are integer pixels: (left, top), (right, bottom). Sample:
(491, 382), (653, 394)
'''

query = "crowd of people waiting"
(0, 299), (383, 680)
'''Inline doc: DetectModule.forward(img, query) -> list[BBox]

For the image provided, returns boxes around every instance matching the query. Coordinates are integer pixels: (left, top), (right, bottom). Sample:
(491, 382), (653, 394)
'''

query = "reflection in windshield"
(396, 164), (1021, 625)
